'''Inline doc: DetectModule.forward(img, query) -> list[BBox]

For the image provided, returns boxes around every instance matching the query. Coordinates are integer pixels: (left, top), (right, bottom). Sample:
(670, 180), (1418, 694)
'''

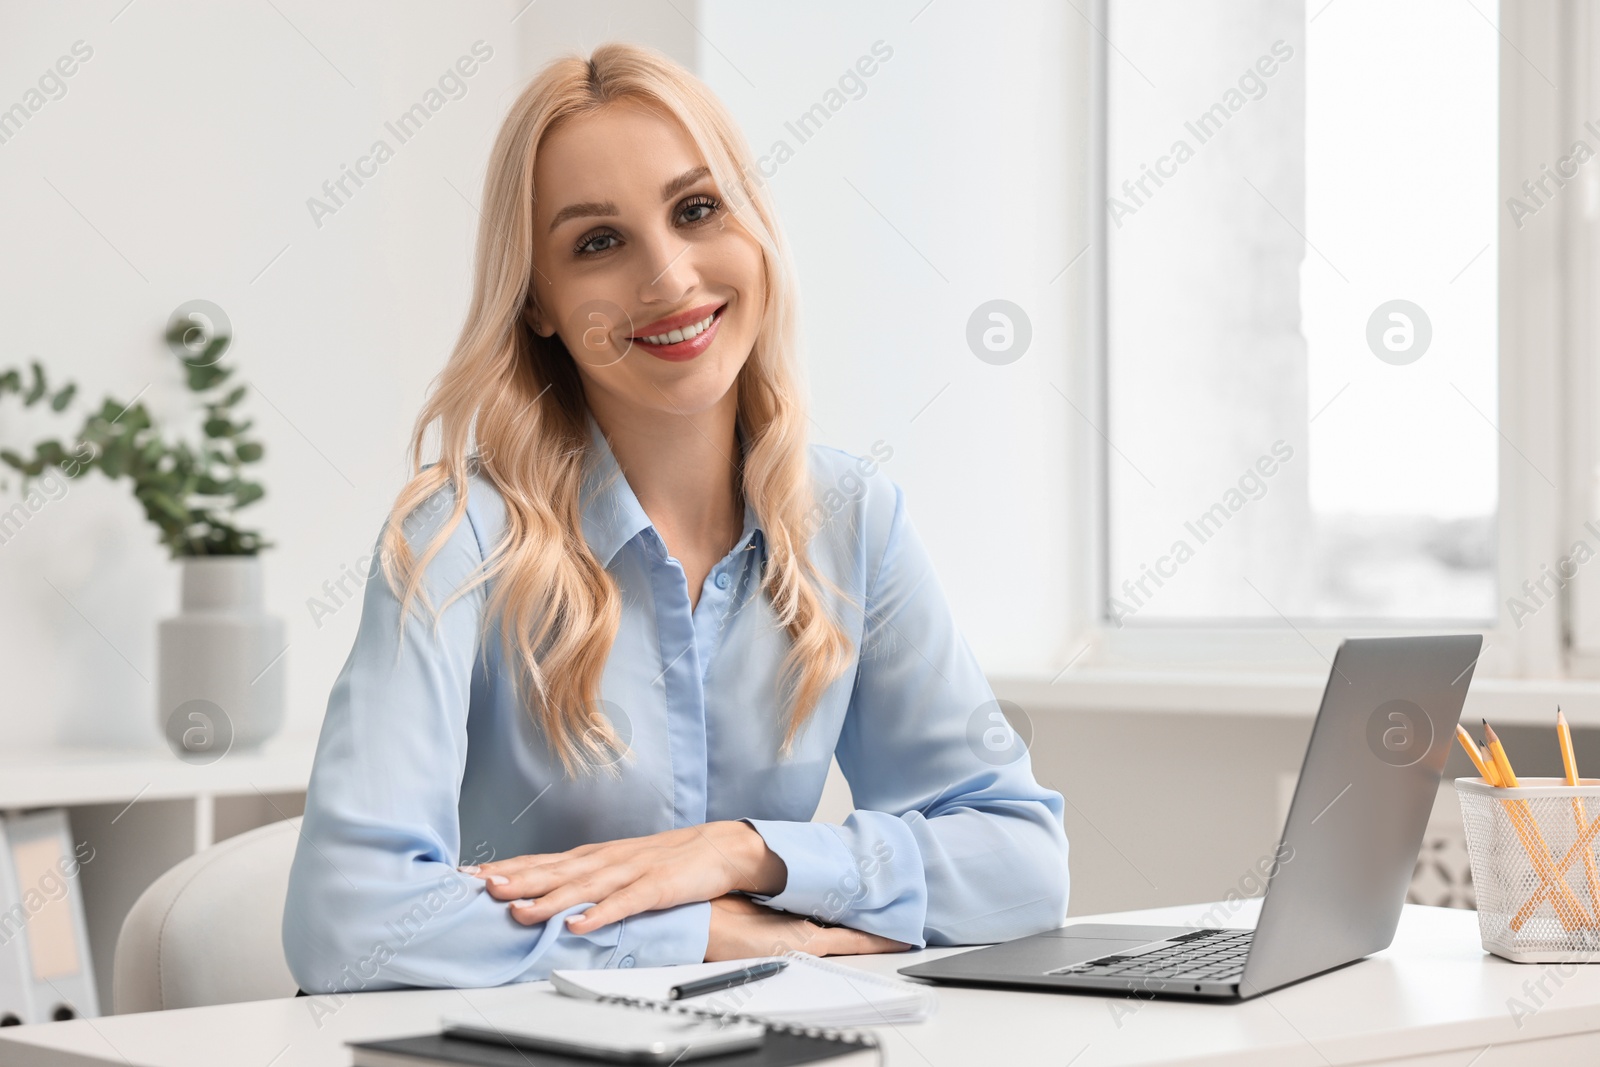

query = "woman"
(282, 42), (1068, 994)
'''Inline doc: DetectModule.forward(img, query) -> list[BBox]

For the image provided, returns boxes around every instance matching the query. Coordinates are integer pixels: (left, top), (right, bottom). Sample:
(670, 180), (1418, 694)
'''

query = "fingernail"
(567, 912), (588, 926)
(488, 875), (509, 886)
(511, 898), (535, 909)
(456, 865), (480, 874)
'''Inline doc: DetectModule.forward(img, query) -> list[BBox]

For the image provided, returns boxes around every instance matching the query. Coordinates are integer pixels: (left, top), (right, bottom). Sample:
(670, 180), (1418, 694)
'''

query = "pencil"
(1483, 721), (1518, 787)
(1488, 719), (1592, 930)
(1478, 741), (1501, 787)
(1558, 708), (1580, 786)
(1456, 723), (1496, 782)
(1556, 708), (1600, 922)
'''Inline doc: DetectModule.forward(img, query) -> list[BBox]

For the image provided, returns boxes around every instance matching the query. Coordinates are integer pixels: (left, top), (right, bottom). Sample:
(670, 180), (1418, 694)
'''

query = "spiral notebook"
(550, 951), (935, 1028)
(348, 954), (926, 1066)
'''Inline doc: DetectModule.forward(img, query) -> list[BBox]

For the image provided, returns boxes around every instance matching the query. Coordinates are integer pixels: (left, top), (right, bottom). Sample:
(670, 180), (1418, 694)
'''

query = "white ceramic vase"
(157, 557), (286, 755)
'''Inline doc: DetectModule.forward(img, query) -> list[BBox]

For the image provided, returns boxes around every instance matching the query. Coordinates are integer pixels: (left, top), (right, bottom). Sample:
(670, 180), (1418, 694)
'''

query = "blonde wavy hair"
(377, 42), (854, 776)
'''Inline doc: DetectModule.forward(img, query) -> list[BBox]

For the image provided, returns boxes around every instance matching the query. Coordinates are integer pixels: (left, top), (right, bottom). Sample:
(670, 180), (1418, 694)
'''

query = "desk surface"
(4, 899), (1599, 1067)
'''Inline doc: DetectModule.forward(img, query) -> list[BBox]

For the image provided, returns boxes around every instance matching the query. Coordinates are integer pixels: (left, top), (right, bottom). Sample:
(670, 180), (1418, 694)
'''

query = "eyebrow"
(546, 165), (713, 233)
(660, 165), (711, 202)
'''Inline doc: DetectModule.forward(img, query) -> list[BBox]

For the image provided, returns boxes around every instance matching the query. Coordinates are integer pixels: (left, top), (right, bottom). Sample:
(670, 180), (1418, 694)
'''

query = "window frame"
(1072, 0), (1572, 684)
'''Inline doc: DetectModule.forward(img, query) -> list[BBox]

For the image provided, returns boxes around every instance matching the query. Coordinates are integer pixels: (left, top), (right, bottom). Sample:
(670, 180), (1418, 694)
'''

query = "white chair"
(112, 817), (301, 1013)
(110, 762), (855, 1013)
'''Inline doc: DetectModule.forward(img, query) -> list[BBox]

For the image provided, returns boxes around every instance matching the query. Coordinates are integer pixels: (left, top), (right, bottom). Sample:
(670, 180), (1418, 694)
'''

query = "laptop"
(899, 634), (1483, 1001)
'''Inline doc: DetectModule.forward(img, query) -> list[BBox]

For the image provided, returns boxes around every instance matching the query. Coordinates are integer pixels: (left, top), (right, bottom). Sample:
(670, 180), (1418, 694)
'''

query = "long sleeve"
(743, 481), (1069, 948)
(281, 478), (709, 994)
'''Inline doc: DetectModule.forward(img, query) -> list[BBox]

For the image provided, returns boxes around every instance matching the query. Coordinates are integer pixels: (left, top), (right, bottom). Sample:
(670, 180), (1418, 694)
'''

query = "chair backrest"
(113, 817), (300, 1013)
(112, 782), (853, 1015)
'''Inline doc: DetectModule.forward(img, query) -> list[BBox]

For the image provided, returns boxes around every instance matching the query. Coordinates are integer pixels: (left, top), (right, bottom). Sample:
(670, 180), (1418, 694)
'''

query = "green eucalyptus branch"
(0, 349), (271, 558)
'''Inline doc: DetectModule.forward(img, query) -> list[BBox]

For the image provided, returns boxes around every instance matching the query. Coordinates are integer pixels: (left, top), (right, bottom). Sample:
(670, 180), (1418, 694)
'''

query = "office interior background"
(0, 0), (1579, 1017)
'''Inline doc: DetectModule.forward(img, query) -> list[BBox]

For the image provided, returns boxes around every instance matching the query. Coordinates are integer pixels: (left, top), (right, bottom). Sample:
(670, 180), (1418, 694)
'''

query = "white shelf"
(0, 734), (317, 811)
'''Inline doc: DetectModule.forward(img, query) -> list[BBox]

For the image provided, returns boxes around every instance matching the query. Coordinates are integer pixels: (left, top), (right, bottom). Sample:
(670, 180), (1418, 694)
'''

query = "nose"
(634, 228), (695, 308)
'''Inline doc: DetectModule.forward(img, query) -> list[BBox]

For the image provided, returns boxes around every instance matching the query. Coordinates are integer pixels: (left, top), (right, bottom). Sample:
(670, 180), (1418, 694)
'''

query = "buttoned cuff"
(610, 899), (712, 968)
(740, 818), (860, 923)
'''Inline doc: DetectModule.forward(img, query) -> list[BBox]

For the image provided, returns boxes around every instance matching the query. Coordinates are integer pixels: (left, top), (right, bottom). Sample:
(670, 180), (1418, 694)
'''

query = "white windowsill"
(990, 671), (1600, 727)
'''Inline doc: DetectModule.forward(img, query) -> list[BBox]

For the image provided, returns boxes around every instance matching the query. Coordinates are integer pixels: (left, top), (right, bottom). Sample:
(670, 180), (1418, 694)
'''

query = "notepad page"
(550, 954), (932, 1026)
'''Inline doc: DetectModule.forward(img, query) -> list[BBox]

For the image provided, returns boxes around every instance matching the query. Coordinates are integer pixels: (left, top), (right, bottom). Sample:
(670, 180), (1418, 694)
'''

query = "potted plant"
(0, 305), (284, 757)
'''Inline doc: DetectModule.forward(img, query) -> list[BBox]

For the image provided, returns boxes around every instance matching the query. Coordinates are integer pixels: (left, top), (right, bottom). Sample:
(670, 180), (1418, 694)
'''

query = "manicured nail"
(511, 898), (535, 909)
(487, 875), (509, 886)
(456, 864), (480, 874)
(567, 912), (588, 926)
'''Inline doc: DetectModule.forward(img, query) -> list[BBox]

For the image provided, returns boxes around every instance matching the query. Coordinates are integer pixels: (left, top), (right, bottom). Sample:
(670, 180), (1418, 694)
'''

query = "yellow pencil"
(1558, 707), (1581, 786)
(1478, 742), (1501, 787)
(1456, 723), (1496, 782)
(1484, 721), (1519, 787)
(1556, 708), (1600, 921)
(1488, 719), (1591, 930)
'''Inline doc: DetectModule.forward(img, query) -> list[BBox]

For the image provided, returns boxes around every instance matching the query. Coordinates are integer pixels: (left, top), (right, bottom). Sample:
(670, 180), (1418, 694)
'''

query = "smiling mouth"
(636, 308), (719, 345)
(627, 303), (728, 362)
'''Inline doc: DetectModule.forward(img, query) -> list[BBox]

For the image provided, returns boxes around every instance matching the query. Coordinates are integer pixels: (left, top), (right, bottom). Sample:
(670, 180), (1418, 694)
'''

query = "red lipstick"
(628, 302), (726, 363)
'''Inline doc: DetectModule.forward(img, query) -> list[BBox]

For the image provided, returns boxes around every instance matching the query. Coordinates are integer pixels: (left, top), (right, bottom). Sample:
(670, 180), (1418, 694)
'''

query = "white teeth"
(641, 311), (716, 345)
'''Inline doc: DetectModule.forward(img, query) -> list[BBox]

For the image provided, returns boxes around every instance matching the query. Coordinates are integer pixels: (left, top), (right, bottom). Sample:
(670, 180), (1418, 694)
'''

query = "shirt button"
(620, 955), (636, 968)
(715, 572), (731, 590)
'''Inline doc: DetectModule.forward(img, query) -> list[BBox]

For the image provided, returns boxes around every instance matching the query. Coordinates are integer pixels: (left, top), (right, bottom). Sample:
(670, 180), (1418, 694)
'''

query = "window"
(1101, 0), (1500, 629)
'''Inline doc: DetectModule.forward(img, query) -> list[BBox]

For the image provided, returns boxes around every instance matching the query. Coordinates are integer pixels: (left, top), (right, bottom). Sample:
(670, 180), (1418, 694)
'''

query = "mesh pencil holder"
(1457, 777), (1600, 962)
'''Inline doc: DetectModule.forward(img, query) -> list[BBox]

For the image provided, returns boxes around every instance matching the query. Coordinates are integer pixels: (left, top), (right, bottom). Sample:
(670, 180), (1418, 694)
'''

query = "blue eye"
(678, 195), (720, 225)
(575, 230), (620, 256)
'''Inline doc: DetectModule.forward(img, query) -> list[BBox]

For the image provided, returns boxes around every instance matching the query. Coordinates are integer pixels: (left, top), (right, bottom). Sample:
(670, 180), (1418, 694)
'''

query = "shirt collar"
(581, 410), (764, 568)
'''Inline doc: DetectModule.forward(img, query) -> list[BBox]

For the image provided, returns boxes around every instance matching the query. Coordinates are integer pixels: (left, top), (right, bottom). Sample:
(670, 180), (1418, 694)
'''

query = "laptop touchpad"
(1041, 937), (1164, 964)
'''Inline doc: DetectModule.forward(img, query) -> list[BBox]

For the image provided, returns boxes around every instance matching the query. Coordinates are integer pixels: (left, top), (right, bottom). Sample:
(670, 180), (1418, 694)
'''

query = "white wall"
(0, 1), (696, 749)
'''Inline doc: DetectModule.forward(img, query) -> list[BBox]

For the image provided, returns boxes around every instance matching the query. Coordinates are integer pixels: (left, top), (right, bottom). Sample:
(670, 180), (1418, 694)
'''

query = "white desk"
(3, 899), (1599, 1066)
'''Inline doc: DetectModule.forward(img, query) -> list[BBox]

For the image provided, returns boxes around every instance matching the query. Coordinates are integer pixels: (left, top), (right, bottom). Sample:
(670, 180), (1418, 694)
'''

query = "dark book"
(349, 1027), (876, 1067)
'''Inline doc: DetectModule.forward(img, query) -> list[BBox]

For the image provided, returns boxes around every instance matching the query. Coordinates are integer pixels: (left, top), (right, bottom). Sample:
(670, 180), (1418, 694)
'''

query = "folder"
(4, 810), (98, 1022)
(0, 817), (36, 1027)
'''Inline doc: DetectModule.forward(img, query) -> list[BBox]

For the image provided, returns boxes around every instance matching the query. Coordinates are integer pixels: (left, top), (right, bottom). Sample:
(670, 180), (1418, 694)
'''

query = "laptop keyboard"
(1047, 928), (1253, 982)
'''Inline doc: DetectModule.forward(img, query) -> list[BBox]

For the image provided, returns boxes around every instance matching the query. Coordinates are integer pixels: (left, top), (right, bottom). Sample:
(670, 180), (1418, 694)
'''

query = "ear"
(523, 303), (553, 338)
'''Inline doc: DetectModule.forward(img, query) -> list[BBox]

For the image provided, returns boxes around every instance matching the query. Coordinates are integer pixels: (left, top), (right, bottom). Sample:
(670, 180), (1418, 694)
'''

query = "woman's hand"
(461, 821), (787, 935)
(705, 895), (911, 961)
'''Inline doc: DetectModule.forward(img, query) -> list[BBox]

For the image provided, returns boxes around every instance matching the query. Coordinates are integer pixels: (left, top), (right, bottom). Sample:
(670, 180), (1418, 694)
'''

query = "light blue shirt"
(283, 415), (1069, 993)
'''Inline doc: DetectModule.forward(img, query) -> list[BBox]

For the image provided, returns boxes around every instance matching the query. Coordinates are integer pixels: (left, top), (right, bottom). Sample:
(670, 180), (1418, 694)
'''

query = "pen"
(669, 960), (788, 1001)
